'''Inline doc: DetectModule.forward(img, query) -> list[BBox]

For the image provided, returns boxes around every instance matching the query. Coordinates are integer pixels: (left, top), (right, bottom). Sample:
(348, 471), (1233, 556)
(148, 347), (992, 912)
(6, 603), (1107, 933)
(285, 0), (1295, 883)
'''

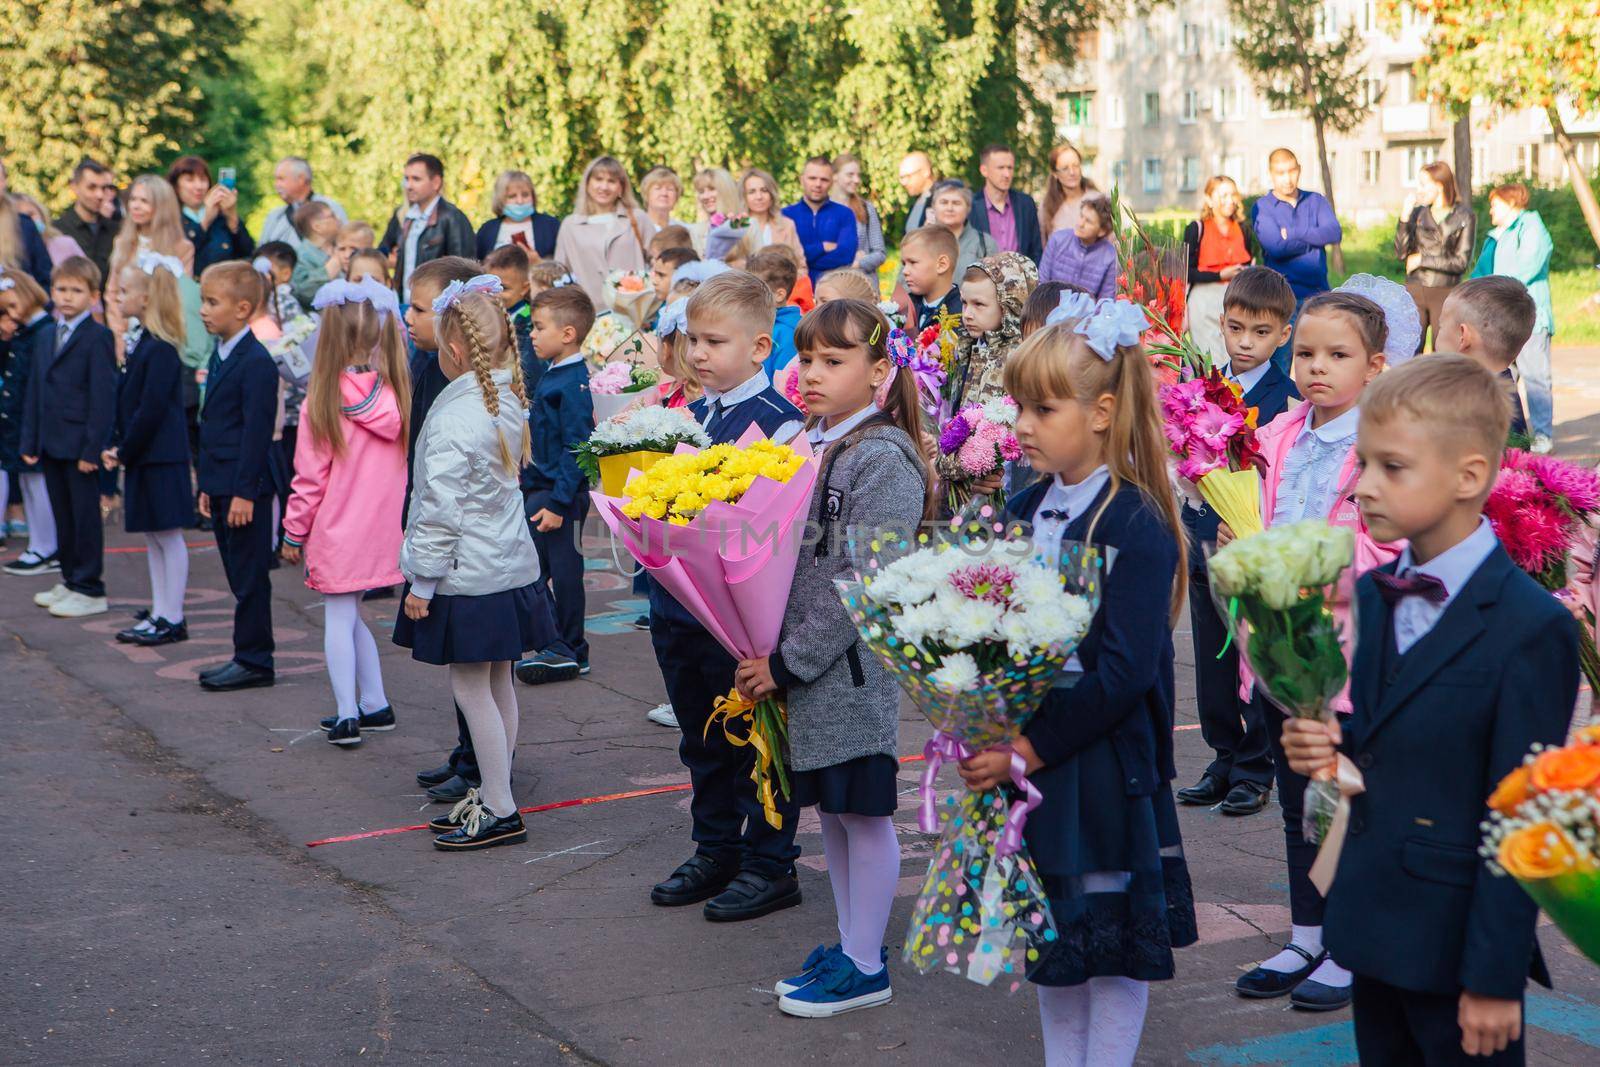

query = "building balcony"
(1381, 102), (1442, 138)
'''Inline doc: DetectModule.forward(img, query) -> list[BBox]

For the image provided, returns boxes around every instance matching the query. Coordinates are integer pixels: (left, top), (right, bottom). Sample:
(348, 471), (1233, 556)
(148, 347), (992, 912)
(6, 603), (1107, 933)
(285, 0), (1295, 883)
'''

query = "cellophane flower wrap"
(1109, 195), (1206, 383)
(589, 361), (662, 424)
(1486, 449), (1600, 695)
(919, 311), (963, 419)
(583, 310), (645, 369)
(1481, 724), (1600, 965)
(835, 520), (1102, 989)
(936, 397), (1023, 515)
(1160, 372), (1267, 539)
(590, 427), (817, 828)
(1208, 519), (1355, 843)
(604, 269), (658, 329)
(574, 404), (709, 496)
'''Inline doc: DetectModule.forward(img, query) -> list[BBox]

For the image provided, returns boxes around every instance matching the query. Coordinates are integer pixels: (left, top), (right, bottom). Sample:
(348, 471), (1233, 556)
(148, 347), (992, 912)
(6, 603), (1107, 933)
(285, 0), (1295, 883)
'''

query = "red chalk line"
(304, 730), (1202, 849)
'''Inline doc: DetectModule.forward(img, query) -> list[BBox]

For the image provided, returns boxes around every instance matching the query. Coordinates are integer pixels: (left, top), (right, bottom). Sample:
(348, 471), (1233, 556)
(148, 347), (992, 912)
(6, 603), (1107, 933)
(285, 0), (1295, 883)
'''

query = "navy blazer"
(968, 188), (1044, 265)
(1182, 363), (1300, 573)
(182, 213), (256, 276)
(116, 332), (190, 467)
(527, 360), (594, 513)
(1325, 547), (1578, 999)
(20, 317), (117, 464)
(1007, 480), (1179, 794)
(1, 315), (52, 469)
(196, 332), (280, 500)
(475, 215), (560, 262)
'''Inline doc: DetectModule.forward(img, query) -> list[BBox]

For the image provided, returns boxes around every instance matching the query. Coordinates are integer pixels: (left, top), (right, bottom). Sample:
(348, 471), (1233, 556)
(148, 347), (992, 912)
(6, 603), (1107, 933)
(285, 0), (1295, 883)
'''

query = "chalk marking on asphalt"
(286, 729), (322, 745)
(523, 839), (611, 864)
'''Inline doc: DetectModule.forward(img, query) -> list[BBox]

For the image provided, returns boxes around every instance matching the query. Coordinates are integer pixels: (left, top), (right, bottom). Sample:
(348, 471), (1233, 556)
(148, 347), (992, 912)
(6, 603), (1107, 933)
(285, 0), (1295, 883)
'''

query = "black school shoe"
(326, 718), (361, 746)
(1220, 780), (1271, 816)
(1235, 944), (1326, 998)
(416, 762), (456, 788)
(432, 792), (526, 851)
(427, 774), (479, 803)
(199, 662), (275, 691)
(514, 650), (581, 685)
(317, 705), (396, 732)
(651, 854), (738, 906)
(703, 870), (802, 922)
(129, 618), (188, 647)
(1176, 772), (1229, 806)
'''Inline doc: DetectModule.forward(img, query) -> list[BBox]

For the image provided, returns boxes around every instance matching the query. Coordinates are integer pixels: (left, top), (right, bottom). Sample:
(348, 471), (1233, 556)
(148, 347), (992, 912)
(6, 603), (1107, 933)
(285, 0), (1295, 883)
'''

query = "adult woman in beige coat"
(553, 156), (658, 304)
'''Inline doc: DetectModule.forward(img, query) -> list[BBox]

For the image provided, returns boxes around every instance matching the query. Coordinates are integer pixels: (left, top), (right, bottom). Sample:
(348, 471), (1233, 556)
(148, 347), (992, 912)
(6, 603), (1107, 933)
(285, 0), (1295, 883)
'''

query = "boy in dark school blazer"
(1178, 266), (1300, 815)
(514, 284), (596, 686)
(647, 271), (804, 923)
(1284, 355), (1580, 1066)
(20, 256), (117, 617)
(194, 261), (283, 692)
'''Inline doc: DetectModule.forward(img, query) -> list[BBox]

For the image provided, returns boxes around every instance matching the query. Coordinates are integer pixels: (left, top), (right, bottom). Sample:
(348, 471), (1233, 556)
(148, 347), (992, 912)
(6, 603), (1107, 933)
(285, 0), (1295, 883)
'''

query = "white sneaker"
(1532, 434), (1555, 455)
(646, 703), (679, 728)
(49, 591), (109, 618)
(33, 583), (68, 608)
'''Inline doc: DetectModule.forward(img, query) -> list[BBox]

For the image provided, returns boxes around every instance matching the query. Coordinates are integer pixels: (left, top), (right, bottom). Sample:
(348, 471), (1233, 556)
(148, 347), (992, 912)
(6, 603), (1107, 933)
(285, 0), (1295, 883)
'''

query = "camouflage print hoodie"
(937, 251), (1037, 484)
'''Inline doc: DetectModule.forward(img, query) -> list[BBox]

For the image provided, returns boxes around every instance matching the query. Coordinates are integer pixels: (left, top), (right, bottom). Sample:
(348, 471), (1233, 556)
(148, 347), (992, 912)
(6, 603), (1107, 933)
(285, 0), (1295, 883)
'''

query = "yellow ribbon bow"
(704, 687), (791, 830)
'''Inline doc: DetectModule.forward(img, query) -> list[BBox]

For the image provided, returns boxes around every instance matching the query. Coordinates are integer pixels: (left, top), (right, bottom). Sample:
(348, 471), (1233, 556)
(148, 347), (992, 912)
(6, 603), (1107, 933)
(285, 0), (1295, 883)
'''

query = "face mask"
(503, 202), (535, 222)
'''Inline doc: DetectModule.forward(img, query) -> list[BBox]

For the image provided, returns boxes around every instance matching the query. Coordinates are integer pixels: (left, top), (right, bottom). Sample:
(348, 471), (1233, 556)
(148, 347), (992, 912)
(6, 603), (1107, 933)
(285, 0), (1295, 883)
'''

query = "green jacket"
(1472, 210), (1555, 336)
(290, 243), (332, 313)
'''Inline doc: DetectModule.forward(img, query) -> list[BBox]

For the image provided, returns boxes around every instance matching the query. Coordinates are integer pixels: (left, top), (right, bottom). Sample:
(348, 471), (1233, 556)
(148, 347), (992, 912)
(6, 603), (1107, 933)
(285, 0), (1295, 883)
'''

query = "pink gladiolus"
(1177, 446), (1227, 482)
(1191, 403), (1246, 452)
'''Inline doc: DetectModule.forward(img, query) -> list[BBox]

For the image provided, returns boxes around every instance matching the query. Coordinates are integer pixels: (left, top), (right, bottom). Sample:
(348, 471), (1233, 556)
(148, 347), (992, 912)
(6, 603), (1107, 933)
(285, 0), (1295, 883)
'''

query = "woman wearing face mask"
(476, 170), (560, 263)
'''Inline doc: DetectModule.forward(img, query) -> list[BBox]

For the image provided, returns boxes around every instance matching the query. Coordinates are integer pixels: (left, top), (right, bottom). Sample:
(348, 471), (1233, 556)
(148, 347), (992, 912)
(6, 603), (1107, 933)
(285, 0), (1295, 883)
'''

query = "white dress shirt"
(217, 326), (253, 362)
(1391, 517), (1498, 654)
(1031, 465), (1111, 677)
(699, 370), (803, 444)
(550, 352), (585, 371)
(806, 403), (878, 452)
(1233, 361), (1272, 395)
(401, 196), (441, 305)
(56, 309), (91, 347)
(1270, 405), (1360, 527)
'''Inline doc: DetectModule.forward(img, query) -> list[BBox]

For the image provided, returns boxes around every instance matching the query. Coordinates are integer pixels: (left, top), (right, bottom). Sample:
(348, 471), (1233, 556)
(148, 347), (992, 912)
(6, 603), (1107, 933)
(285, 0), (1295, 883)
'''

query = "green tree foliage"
(1408, 0), (1600, 255)
(1227, 0), (1373, 271)
(0, 0), (240, 206)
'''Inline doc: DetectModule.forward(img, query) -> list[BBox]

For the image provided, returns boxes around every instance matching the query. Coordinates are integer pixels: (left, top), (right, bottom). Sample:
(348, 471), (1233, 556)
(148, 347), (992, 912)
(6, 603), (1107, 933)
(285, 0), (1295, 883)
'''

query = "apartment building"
(1031, 1), (1600, 225)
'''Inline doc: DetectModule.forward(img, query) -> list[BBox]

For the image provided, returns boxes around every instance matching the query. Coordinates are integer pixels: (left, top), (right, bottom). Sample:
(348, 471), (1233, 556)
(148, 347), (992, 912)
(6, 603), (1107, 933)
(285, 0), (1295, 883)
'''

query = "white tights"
(1036, 977), (1150, 1067)
(323, 592), (388, 721)
(142, 529), (188, 623)
(0, 470), (57, 558)
(449, 661), (519, 818)
(817, 812), (899, 975)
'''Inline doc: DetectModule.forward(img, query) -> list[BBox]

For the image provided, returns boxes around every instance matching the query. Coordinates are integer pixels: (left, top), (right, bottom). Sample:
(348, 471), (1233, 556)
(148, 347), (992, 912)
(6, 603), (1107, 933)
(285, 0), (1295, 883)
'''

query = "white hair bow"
(0, 277), (14, 292)
(1043, 290), (1098, 329)
(312, 275), (401, 320)
(656, 297), (689, 338)
(251, 256), (273, 276)
(431, 273), (504, 316)
(1074, 299), (1149, 362)
(136, 250), (185, 279)
(670, 260), (730, 289)
(552, 273), (578, 289)
(1336, 273), (1422, 368)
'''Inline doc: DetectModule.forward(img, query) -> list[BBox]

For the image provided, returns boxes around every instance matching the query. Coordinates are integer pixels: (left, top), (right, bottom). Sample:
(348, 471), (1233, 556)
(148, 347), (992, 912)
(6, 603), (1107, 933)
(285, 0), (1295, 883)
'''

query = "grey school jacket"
(400, 368), (541, 597)
(770, 422), (928, 772)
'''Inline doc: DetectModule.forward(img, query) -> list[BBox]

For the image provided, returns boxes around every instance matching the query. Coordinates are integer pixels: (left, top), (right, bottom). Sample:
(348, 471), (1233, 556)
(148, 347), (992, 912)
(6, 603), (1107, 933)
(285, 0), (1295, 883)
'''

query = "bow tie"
(1373, 568), (1448, 606)
(1038, 509), (1069, 523)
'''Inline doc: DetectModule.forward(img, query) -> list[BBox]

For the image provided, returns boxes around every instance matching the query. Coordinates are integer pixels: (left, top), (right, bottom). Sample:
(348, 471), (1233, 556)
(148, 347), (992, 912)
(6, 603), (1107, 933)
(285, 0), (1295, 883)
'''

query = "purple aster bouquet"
(937, 396), (1023, 513)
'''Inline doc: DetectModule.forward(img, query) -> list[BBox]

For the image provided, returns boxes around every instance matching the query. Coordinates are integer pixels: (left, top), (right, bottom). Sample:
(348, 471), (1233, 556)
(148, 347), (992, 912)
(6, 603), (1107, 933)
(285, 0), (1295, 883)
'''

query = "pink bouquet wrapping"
(589, 426), (819, 828)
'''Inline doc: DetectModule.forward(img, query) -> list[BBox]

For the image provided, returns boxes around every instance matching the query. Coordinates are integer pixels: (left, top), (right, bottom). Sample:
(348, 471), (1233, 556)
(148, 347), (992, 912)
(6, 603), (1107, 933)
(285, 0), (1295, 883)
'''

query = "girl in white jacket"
(396, 276), (556, 852)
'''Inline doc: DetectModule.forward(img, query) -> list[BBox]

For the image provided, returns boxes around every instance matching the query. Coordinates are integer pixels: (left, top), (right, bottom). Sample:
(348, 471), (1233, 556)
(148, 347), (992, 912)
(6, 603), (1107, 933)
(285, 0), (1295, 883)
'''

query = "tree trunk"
(1311, 112), (1345, 275)
(1453, 111), (1473, 200)
(1548, 105), (1600, 257)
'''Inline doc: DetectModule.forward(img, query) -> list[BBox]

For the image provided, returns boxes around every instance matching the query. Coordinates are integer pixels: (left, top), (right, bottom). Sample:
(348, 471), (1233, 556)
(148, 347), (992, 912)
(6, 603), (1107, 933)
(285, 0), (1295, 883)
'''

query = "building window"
(1359, 0), (1378, 33)
(1314, 2), (1339, 40)
(1398, 68), (1418, 105)
(1111, 160), (1127, 190)
(1181, 22), (1201, 56)
(1108, 95), (1125, 129)
(1143, 92), (1161, 126)
(1181, 157), (1202, 192)
(1063, 93), (1092, 127)
(1361, 150), (1381, 185)
(1362, 77), (1384, 108)
(1221, 154), (1246, 184)
(1181, 90), (1199, 124)
(1143, 158), (1163, 194)
(1516, 143), (1538, 178)
(1213, 19), (1232, 52)
(1472, 145), (1488, 185)
(1403, 144), (1440, 185)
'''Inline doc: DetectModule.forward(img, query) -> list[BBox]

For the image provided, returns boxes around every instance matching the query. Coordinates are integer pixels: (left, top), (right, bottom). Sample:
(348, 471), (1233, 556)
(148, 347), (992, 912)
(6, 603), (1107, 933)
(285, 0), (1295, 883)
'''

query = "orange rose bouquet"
(1482, 725), (1600, 964)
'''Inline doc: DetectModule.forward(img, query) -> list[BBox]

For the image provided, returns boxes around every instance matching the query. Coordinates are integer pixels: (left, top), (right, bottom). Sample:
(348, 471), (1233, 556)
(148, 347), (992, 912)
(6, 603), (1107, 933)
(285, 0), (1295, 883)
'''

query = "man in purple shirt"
(968, 143), (1043, 265)
(782, 156), (858, 284)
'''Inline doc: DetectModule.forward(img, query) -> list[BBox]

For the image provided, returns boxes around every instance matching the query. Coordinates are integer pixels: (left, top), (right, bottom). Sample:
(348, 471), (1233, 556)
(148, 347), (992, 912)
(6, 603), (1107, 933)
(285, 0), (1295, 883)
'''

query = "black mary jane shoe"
(650, 854), (738, 907)
(432, 793), (526, 851)
(1235, 944), (1326, 999)
(1176, 772), (1230, 806)
(1219, 780), (1272, 816)
(1290, 978), (1353, 1012)
(703, 870), (803, 922)
(199, 662), (275, 692)
(130, 618), (188, 647)
(318, 705), (396, 732)
(116, 622), (156, 644)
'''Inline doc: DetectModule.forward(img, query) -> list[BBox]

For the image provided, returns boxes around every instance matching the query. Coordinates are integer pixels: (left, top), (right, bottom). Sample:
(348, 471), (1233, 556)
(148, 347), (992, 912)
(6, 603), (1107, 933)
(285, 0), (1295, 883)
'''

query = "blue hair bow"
(312, 275), (402, 320)
(1074, 299), (1149, 362)
(656, 296), (689, 338)
(1043, 289), (1097, 329)
(430, 273), (504, 316)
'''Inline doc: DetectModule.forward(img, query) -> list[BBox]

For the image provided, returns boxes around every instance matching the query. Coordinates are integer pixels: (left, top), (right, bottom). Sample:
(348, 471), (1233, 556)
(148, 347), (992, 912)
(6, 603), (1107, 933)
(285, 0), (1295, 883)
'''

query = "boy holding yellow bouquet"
(1283, 356), (1579, 1065)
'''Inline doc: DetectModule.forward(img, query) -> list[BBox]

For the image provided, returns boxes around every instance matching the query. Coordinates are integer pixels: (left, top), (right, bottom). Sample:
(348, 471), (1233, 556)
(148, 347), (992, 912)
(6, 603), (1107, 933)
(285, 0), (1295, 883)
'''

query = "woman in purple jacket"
(1038, 195), (1117, 299)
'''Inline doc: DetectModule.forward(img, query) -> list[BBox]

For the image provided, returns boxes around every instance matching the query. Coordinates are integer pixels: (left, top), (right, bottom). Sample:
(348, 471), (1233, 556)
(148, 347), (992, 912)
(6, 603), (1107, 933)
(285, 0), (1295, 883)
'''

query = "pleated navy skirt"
(791, 753), (900, 817)
(124, 462), (195, 533)
(393, 582), (558, 666)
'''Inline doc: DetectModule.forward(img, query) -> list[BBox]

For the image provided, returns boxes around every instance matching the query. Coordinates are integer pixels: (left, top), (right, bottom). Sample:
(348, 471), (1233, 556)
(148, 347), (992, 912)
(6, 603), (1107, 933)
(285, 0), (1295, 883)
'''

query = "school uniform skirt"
(393, 581), (558, 666)
(791, 754), (900, 817)
(123, 461), (196, 533)
(1023, 732), (1198, 987)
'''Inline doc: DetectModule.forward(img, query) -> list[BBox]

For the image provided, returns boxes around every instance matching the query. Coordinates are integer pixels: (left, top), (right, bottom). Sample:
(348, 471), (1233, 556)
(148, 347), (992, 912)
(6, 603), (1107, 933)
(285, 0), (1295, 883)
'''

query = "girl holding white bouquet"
(733, 300), (929, 1019)
(958, 300), (1196, 1066)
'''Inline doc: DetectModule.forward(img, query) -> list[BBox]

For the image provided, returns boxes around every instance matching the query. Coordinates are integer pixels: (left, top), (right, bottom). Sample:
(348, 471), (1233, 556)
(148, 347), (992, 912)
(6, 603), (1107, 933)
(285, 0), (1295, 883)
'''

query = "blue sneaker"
(774, 943), (839, 995)
(777, 953), (892, 1018)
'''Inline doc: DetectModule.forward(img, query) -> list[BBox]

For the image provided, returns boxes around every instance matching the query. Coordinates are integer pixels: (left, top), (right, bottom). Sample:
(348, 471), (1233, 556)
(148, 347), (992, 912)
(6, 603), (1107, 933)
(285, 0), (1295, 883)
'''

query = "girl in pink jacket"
(281, 279), (412, 746)
(1226, 286), (1409, 1012)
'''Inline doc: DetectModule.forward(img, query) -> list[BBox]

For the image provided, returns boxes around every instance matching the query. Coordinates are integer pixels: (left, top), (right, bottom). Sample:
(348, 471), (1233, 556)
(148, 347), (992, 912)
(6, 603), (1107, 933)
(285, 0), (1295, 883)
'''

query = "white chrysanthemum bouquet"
(573, 405), (709, 497)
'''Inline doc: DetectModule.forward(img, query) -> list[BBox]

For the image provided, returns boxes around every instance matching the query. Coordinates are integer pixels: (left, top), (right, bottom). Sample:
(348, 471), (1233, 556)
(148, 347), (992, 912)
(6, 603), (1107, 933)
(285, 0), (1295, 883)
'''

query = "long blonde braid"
(451, 298), (518, 475)
(504, 309), (532, 465)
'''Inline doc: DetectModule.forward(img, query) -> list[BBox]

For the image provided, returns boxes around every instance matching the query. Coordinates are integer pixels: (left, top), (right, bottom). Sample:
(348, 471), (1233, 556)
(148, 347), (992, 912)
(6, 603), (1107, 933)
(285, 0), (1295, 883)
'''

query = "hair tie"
(313, 275), (402, 320)
(0, 277), (15, 292)
(251, 256), (273, 276)
(1073, 298), (1148, 362)
(656, 297), (689, 338)
(885, 326), (914, 367)
(552, 273), (578, 289)
(135, 250), (184, 279)
(1044, 290), (1097, 328)
(431, 273), (504, 316)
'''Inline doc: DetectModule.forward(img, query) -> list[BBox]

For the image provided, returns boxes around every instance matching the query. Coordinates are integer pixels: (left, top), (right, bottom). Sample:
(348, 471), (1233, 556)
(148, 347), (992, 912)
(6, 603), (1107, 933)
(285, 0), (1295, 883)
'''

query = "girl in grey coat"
(736, 300), (930, 1018)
